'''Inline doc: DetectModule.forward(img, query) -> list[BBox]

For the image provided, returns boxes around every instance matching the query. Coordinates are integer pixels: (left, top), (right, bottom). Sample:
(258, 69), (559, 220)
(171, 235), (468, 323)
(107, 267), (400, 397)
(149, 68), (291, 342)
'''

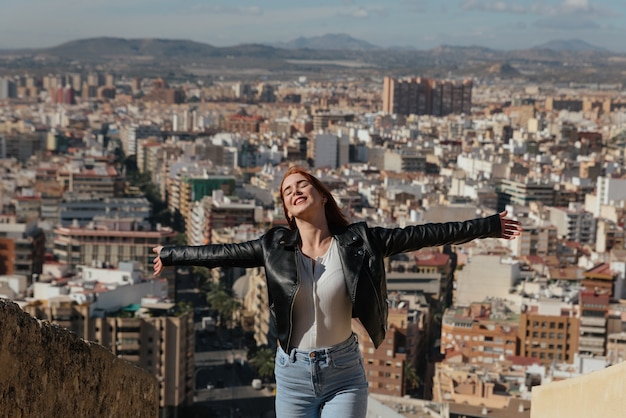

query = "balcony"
(579, 336), (605, 347)
(580, 317), (606, 327)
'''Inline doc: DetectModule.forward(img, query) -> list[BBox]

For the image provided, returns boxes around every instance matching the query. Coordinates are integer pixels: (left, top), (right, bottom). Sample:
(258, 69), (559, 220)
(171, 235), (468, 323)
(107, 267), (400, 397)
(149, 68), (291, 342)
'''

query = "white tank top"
(291, 238), (353, 349)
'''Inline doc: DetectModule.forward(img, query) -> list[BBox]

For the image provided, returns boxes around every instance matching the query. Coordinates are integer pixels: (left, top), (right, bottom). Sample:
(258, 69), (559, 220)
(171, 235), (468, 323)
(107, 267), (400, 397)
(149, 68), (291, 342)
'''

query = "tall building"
(578, 291), (609, 356)
(519, 307), (579, 365)
(94, 310), (194, 415)
(186, 192), (261, 245)
(356, 321), (408, 397)
(382, 77), (472, 116)
(549, 203), (596, 245)
(313, 133), (349, 169)
(595, 176), (626, 216)
(0, 77), (17, 99)
(120, 123), (162, 157)
(177, 174), (237, 231)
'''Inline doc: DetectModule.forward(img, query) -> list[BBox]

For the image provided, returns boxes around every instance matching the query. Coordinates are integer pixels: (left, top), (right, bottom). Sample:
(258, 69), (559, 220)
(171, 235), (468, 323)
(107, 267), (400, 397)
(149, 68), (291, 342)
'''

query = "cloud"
(337, 5), (389, 19)
(461, 0), (616, 18)
(400, 0), (429, 13)
(533, 16), (601, 30)
(190, 5), (263, 16)
(460, 0), (527, 14)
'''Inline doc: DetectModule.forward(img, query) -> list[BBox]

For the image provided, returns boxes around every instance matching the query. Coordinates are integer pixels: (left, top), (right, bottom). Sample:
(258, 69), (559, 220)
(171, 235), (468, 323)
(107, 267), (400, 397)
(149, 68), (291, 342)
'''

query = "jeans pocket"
(275, 349), (291, 368)
(331, 348), (362, 369)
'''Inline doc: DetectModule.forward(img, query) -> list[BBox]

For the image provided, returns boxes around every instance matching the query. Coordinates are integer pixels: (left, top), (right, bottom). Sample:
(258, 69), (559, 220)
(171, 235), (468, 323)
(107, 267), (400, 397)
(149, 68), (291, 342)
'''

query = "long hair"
(279, 166), (349, 230)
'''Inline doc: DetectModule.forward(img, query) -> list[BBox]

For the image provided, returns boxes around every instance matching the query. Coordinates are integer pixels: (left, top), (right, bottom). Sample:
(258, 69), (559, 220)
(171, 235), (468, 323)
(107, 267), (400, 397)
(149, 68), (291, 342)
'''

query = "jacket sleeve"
(369, 213), (502, 258)
(159, 239), (264, 269)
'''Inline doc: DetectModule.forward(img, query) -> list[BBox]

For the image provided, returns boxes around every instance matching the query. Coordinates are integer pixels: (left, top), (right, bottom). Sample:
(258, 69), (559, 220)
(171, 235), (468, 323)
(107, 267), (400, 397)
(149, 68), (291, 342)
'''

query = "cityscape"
(1, 31), (626, 418)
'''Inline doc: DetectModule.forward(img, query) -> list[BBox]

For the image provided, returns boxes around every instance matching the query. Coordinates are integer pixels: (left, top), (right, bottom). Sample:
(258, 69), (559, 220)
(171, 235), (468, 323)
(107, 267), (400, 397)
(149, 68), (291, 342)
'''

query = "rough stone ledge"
(0, 298), (158, 418)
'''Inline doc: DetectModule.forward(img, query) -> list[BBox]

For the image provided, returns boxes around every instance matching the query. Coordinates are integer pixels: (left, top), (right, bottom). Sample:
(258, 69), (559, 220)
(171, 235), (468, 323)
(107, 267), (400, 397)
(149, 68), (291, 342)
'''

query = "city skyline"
(2, 0), (626, 53)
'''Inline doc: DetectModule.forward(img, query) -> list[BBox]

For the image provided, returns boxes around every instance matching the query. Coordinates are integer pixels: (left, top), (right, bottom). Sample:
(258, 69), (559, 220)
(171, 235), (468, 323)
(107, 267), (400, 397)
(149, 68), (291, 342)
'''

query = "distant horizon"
(0, 34), (616, 54)
(1, 1), (625, 53)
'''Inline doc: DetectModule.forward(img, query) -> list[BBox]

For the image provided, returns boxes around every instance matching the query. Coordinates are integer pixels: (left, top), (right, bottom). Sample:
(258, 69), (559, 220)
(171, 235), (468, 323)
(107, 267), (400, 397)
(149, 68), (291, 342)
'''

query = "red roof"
(415, 252), (450, 266)
(505, 355), (542, 366)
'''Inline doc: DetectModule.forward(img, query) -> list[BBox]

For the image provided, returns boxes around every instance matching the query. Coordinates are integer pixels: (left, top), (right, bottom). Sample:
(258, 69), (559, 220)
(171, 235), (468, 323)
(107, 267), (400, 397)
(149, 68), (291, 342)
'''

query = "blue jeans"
(274, 333), (368, 418)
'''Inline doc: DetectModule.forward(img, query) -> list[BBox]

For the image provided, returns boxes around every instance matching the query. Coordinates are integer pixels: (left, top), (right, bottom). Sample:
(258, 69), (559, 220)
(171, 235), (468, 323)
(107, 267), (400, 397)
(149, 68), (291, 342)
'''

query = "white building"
(313, 133), (349, 169)
(455, 254), (521, 307)
(594, 176), (626, 217)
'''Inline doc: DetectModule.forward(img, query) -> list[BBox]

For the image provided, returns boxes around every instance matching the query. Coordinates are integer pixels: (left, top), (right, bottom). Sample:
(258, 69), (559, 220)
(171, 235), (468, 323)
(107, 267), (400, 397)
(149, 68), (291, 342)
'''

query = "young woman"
(153, 166), (522, 418)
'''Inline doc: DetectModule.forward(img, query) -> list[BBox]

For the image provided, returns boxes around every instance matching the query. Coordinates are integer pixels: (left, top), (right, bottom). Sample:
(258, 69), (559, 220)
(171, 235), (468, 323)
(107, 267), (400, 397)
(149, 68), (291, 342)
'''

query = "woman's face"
(281, 173), (326, 220)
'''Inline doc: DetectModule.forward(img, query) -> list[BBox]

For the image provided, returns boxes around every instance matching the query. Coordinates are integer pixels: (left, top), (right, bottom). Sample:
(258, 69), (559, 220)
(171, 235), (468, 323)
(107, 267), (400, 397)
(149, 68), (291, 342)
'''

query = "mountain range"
(0, 34), (623, 84)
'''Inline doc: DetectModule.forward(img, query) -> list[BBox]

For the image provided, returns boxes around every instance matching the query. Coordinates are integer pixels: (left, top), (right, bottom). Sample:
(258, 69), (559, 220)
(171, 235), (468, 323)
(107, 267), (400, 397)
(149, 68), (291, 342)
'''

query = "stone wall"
(0, 299), (158, 418)
(531, 359), (626, 418)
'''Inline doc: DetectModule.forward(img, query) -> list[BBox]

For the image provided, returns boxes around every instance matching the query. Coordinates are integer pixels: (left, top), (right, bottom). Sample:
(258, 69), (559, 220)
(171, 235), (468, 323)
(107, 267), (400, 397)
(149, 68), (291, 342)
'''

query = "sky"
(1, 0), (626, 52)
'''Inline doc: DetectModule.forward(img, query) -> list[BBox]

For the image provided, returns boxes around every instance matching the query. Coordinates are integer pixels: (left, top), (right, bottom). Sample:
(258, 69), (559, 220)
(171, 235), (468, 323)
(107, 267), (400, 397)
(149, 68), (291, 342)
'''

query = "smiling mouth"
(293, 197), (306, 205)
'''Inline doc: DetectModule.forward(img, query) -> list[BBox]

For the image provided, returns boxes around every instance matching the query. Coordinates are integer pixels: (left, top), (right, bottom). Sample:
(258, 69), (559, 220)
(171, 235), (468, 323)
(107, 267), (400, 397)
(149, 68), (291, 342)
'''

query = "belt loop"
(289, 348), (297, 363)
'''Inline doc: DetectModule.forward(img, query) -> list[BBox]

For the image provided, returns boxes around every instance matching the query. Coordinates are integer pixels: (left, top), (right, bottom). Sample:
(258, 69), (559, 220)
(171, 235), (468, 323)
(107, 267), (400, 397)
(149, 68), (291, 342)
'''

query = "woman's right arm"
(152, 240), (264, 277)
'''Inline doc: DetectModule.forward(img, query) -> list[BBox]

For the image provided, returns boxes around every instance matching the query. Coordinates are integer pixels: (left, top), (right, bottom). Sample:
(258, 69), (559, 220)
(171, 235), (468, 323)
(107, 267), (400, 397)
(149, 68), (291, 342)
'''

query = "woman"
(153, 166), (522, 418)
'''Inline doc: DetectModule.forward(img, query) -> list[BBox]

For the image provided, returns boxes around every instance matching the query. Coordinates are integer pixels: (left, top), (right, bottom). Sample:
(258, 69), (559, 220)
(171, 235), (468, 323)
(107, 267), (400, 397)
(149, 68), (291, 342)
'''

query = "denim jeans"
(274, 333), (368, 418)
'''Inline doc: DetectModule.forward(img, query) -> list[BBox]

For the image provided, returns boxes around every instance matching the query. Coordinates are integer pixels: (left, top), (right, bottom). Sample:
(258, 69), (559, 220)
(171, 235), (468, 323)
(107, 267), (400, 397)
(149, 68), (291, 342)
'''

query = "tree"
(205, 281), (241, 329)
(404, 361), (420, 396)
(248, 346), (276, 382)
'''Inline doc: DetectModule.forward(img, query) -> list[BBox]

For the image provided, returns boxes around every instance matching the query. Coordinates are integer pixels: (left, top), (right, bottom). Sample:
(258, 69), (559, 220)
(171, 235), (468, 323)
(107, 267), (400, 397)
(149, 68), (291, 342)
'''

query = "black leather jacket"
(159, 214), (502, 350)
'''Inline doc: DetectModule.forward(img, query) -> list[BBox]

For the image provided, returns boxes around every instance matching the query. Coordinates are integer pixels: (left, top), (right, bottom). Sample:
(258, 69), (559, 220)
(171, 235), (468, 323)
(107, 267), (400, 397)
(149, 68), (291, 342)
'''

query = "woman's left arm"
(498, 210), (523, 240)
(371, 210), (522, 257)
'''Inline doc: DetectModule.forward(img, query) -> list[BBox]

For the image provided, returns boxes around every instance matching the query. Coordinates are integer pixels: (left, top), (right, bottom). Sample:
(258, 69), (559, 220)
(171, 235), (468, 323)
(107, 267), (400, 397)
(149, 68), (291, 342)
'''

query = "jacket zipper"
(365, 267), (385, 328)
(285, 248), (301, 350)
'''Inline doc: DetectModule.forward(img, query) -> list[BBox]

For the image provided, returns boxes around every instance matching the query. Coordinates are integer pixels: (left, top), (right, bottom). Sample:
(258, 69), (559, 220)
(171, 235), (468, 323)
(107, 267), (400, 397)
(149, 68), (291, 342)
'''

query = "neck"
(297, 221), (331, 245)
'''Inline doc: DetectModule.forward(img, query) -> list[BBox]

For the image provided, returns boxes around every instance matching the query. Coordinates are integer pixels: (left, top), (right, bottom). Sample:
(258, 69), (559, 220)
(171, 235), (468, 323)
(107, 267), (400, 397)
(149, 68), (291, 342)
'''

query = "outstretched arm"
(498, 210), (523, 240)
(153, 246), (164, 276)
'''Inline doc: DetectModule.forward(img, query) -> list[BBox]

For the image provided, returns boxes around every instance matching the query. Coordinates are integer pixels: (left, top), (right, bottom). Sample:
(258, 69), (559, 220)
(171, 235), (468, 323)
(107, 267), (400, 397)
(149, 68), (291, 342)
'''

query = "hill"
(0, 35), (624, 84)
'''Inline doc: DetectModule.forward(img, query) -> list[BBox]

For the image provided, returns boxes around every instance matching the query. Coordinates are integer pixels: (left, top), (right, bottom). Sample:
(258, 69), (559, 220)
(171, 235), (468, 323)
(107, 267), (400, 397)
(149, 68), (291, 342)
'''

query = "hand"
(499, 210), (522, 240)
(152, 246), (164, 276)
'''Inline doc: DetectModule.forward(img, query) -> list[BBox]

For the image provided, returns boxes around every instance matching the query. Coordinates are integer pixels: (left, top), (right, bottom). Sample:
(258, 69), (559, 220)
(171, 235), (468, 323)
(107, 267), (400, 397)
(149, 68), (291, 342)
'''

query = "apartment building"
(582, 263), (616, 298)
(356, 322), (408, 397)
(176, 172), (236, 228)
(58, 196), (151, 227)
(578, 291), (610, 356)
(441, 303), (519, 364)
(312, 133), (349, 169)
(186, 192), (261, 246)
(549, 203), (596, 245)
(518, 311), (579, 366)
(52, 218), (178, 273)
(511, 224), (558, 259)
(67, 160), (125, 197)
(607, 332), (626, 364)
(0, 221), (45, 281)
(94, 310), (195, 414)
(382, 76), (472, 117)
(496, 179), (555, 211)
(223, 112), (264, 134)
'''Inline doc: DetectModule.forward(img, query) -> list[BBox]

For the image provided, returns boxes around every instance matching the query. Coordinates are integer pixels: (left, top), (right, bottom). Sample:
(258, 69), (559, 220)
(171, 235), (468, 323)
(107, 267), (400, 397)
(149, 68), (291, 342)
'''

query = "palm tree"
(248, 346), (276, 382)
(205, 281), (241, 329)
(404, 361), (420, 396)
